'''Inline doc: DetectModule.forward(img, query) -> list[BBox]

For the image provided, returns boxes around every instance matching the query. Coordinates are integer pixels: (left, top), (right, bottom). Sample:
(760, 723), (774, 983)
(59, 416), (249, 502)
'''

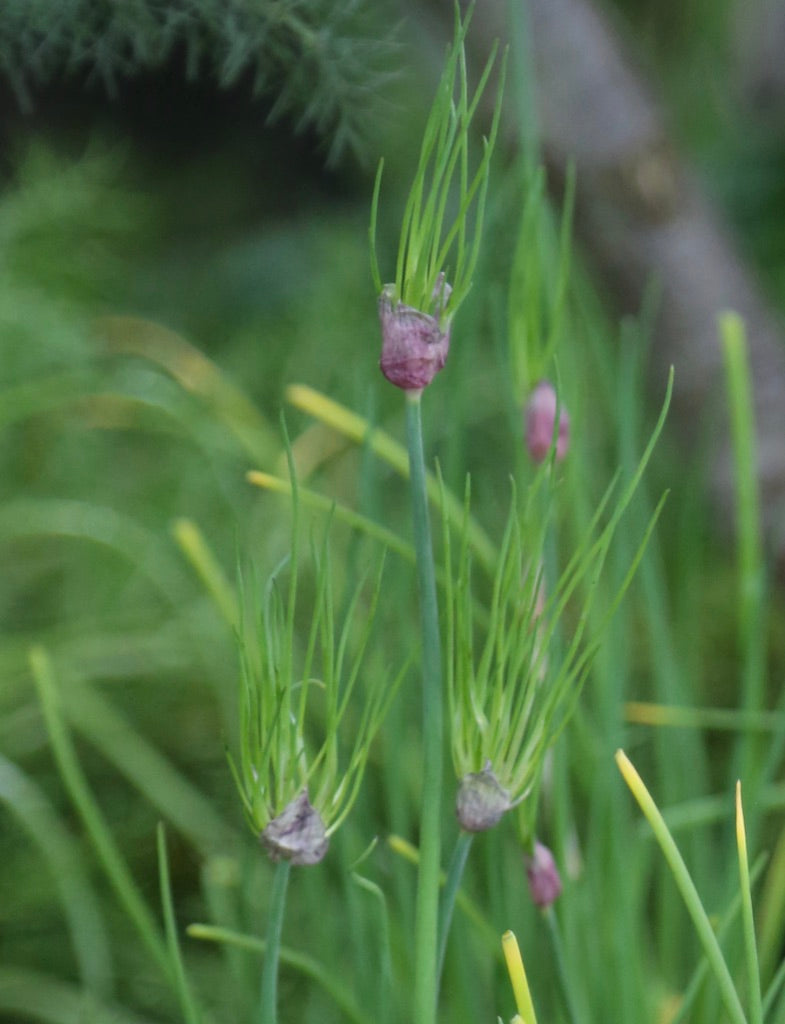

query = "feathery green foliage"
(0, 0), (398, 164)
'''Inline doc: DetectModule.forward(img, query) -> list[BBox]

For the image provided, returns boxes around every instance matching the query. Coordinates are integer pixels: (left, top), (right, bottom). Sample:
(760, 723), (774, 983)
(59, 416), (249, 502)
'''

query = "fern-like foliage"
(0, 0), (400, 165)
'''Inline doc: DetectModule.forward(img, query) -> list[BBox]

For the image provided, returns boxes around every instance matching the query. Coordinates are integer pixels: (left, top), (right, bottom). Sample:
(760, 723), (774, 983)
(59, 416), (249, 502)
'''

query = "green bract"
(443, 366), (672, 839)
(370, 2), (506, 326)
(229, 493), (400, 862)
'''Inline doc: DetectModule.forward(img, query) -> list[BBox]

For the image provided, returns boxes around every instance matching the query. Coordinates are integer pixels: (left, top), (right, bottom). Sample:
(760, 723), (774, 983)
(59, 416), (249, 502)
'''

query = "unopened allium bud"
(378, 276), (452, 392)
(260, 790), (328, 866)
(524, 381), (569, 463)
(456, 761), (513, 832)
(524, 840), (562, 908)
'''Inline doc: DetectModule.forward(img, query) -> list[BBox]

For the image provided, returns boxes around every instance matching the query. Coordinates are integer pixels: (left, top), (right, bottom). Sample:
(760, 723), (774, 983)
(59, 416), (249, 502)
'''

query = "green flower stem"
(258, 859), (291, 1024)
(406, 391), (444, 1024)
(436, 831), (474, 984)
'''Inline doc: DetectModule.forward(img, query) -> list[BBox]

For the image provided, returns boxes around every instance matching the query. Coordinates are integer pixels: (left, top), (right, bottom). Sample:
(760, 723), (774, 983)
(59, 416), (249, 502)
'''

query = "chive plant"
(229, 481), (401, 1024)
(370, 7), (504, 1023)
(368, 4), (676, 1021)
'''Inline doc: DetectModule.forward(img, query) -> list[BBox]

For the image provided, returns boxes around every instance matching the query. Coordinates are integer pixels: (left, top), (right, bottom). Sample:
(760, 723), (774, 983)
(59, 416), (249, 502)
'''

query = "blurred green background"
(2, 2), (785, 1023)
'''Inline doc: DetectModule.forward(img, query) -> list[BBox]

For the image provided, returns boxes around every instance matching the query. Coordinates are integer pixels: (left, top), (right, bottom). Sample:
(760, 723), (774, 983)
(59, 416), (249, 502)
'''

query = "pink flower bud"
(378, 277), (452, 392)
(525, 841), (562, 908)
(524, 381), (569, 463)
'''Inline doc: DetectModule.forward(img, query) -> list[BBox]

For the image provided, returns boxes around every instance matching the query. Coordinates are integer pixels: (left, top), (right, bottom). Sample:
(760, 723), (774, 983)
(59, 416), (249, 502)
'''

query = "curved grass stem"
(406, 391), (444, 1024)
(437, 831), (474, 985)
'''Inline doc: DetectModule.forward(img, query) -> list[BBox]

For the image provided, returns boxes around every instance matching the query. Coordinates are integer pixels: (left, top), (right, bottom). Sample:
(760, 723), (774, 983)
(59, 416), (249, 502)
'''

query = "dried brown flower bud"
(525, 840), (562, 908)
(456, 762), (513, 832)
(260, 790), (328, 866)
(378, 277), (452, 392)
(524, 381), (569, 463)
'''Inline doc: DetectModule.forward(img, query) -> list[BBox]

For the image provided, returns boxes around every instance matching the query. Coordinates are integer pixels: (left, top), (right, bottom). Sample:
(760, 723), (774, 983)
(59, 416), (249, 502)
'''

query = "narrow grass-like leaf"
(736, 782), (762, 1024)
(30, 646), (173, 985)
(157, 824), (202, 1024)
(615, 749), (747, 1024)
(351, 870), (395, 1024)
(502, 930), (537, 1024)
(625, 703), (785, 732)
(369, 158), (384, 294)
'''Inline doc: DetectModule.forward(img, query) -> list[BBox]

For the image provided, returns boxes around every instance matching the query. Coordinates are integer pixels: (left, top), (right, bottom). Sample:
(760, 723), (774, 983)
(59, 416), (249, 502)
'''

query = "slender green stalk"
(669, 854), (767, 1024)
(406, 391), (444, 1024)
(736, 783), (763, 1024)
(0, 753), (113, 998)
(616, 750), (748, 1024)
(436, 831), (474, 983)
(258, 859), (291, 1024)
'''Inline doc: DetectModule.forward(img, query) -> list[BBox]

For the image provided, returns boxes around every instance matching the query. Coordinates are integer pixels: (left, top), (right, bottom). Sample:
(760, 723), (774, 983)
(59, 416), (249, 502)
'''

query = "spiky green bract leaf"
(230, 513), (401, 855)
(371, 2), (506, 325)
(444, 371), (672, 836)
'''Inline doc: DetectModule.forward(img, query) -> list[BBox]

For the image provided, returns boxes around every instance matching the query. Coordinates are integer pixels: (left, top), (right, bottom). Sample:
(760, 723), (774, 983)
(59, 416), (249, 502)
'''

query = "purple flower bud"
(524, 381), (569, 463)
(261, 789), (328, 866)
(378, 277), (452, 392)
(525, 841), (562, 908)
(456, 762), (513, 832)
